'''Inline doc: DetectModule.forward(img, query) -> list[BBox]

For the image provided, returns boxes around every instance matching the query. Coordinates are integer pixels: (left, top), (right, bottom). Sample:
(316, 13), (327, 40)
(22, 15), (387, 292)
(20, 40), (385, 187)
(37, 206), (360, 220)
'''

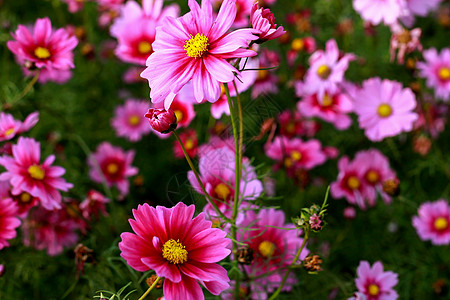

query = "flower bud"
(250, 3), (286, 43)
(236, 246), (254, 265)
(144, 108), (177, 134)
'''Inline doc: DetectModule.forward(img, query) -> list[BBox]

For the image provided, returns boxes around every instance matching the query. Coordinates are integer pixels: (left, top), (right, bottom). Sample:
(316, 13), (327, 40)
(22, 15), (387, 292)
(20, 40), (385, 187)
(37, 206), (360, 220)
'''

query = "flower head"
(353, 0), (406, 26)
(0, 111), (39, 142)
(250, 2), (286, 43)
(145, 108), (178, 134)
(417, 48), (450, 101)
(111, 99), (151, 142)
(0, 198), (21, 250)
(119, 202), (231, 300)
(354, 261), (398, 300)
(412, 199), (450, 245)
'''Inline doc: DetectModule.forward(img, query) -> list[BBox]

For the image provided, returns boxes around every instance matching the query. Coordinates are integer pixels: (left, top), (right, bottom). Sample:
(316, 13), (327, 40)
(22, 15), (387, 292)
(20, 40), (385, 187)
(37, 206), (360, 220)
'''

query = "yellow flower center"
(184, 33), (209, 59)
(106, 163), (119, 175)
(184, 138), (194, 150)
(365, 170), (380, 184)
(174, 110), (183, 122)
(368, 284), (380, 296)
(4, 128), (15, 136)
(321, 94), (333, 107)
(258, 69), (269, 80)
(34, 46), (51, 59)
(28, 165), (45, 180)
(284, 157), (293, 168)
(286, 122), (295, 133)
(214, 183), (231, 200)
(258, 240), (276, 258)
(377, 104), (392, 118)
(20, 192), (32, 203)
(128, 115), (140, 126)
(347, 176), (360, 190)
(291, 38), (304, 51)
(162, 239), (188, 264)
(434, 217), (448, 231)
(291, 150), (302, 161)
(137, 41), (152, 54)
(317, 64), (331, 79)
(438, 67), (450, 81)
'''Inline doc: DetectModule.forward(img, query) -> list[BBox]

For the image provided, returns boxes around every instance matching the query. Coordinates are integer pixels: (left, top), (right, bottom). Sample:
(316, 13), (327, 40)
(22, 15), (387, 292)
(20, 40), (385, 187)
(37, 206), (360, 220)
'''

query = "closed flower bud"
(144, 108), (177, 134)
(383, 178), (400, 197)
(250, 3), (286, 43)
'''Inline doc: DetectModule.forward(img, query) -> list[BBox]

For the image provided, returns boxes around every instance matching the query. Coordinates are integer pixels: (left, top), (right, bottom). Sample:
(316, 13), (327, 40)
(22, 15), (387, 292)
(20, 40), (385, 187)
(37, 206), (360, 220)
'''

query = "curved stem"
(268, 229), (310, 300)
(173, 131), (231, 223)
(11, 71), (40, 105)
(138, 276), (161, 300)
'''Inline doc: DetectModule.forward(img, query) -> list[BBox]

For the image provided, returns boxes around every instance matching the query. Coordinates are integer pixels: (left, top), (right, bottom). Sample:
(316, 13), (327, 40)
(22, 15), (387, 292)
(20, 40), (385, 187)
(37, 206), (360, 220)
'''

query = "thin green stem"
(138, 276), (161, 300)
(173, 131), (231, 223)
(9, 71), (40, 106)
(268, 229), (310, 300)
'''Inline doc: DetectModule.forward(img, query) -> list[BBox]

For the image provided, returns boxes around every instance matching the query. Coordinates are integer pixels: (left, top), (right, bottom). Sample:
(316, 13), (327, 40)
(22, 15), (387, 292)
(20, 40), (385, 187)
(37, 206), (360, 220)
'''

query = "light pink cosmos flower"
(0, 198), (21, 250)
(302, 39), (355, 99)
(353, 0), (406, 26)
(0, 137), (73, 210)
(7, 17), (78, 70)
(119, 202), (231, 300)
(353, 77), (418, 142)
(111, 99), (151, 142)
(296, 83), (353, 130)
(417, 48), (450, 101)
(250, 2), (286, 43)
(389, 27), (422, 65)
(141, 0), (259, 109)
(412, 199), (450, 245)
(0, 111), (39, 142)
(79, 190), (110, 220)
(188, 145), (263, 220)
(62, 0), (84, 13)
(238, 208), (309, 298)
(354, 261), (399, 300)
(406, 0), (442, 17)
(88, 142), (138, 196)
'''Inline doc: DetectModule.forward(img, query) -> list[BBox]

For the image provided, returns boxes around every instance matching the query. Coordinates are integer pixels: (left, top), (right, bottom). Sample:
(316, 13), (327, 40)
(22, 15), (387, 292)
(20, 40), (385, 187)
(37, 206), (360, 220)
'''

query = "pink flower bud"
(144, 108), (177, 134)
(250, 3), (286, 43)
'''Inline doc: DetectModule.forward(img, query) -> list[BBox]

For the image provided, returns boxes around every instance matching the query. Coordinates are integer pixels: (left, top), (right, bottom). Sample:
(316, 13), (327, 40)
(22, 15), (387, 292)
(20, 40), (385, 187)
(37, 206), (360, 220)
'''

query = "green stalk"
(138, 276), (161, 300)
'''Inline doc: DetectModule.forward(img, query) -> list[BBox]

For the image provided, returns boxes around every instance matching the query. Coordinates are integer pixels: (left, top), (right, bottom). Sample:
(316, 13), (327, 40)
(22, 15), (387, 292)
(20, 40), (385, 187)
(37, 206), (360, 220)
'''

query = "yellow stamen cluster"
(434, 217), (448, 231)
(438, 67), (450, 81)
(317, 64), (331, 79)
(214, 183), (231, 200)
(128, 115), (140, 126)
(377, 104), (392, 118)
(291, 150), (302, 161)
(321, 94), (333, 107)
(365, 170), (380, 184)
(106, 163), (119, 175)
(138, 41), (152, 54)
(162, 239), (188, 264)
(258, 240), (276, 258)
(291, 38), (304, 51)
(28, 165), (45, 180)
(34, 46), (51, 59)
(20, 192), (32, 203)
(347, 176), (360, 190)
(4, 128), (15, 137)
(368, 284), (380, 296)
(184, 34), (209, 59)
(174, 110), (183, 123)
(184, 138), (194, 150)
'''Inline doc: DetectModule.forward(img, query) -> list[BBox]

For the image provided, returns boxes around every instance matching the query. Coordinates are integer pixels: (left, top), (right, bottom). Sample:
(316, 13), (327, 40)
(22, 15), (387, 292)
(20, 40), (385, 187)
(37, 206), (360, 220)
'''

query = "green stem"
(268, 229), (310, 300)
(138, 276), (161, 300)
(9, 71), (40, 106)
(173, 131), (231, 223)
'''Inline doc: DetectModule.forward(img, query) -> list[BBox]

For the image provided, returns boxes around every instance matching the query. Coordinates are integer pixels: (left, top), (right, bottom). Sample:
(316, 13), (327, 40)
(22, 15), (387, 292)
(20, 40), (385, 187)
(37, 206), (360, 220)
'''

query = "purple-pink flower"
(354, 261), (399, 300)
(111, 99), (151, 142)
(406, 0), (443, 17)
(352, 78), (418, 141)
(417, 47), (450, 102)
(0, 137), (73, 210)
(0, 198), (21, 250)
(412, 199), (450, 245)
(353, 0), (406, 26)
(0, 111), (39, 142)
(119, 202), (231, 300)
(141, 0), (259, 109)
(250, 2), (286, 43)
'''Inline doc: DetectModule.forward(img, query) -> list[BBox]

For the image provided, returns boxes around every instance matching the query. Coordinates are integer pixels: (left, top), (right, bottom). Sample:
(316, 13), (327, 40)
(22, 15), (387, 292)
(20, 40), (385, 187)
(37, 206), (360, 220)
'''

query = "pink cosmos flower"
(119, 202), (231, 300)
(123, 66), (147, 83)
(354, 261), (399, 300)
(353, 78), (418, 142)
(0, 111), (39, 142)
(0, 137), (73, 210)
(417, 48), (450, 101)
(97, 0), (125, 27)
(7, 17), (78, 70)
(412, 199), (450, 245)
(238, 208), (309, 298)
(111, 99), (151, 142)
(353, 0), (406, 26)
(79, 190), (110, 220)
(141, 0), (259, 109)
(389, 27), (422, 65)
(252, 48), (280, 99)
(302, 39), (355, 99)
(296, 84), (353, 130)
(153, 97), (196, 128)
(22, 205), (81, 256)
(406, 0), (443, 17)
(88, 142), (138, 196)
(250, 2), (286, 43)
(23, 66), (73, 84)
(173, 129), (198, 159)
(0, 180), (38, 217)
(277, 110), (320, 138)
(188, 145), (263, 219)
(62, 0), (84, 13)
(0, 198), (21, 250)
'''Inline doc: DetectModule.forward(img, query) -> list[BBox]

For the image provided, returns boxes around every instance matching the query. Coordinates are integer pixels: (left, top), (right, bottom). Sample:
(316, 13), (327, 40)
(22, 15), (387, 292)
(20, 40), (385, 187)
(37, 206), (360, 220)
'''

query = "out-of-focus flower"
(0, 137), (73, 210)
(413, 99), (447, 138)
(412, 199), (450, 245)
(153, 97), (196, 128)
(123, 66), (146, 83)
(277, 110), (320, 138)
(353, 0), (406, 26)
(0, 180), (38, 217)
(141, 0), (259, 109)
(354, 261), (399, 300)
(251, 48), (280, 99)
(79, 190), (109, 220)
(0, 264), (4, 277)
(353, 77), (418, 142)
(389, 27), (422, 64)
(62, 0), (85, 13)
(111, 99), (151, 142)
(119, 202), (231, 300)
(88, 142), (138, 196)
(212, 0), (253, 28)
(23, 66), (73, 84)
(7, 17), (78, 71)
(0, 111), (39, 142)
(144, 108), (177, 134)
(250, 2), (286, 43)
(97, 0), (125, 27)
(412, 135), (432, 156)
(417, 48), (450, 101)
(406, 0), (443, 17)
(173, 129), (198, 159)
(0, 198), (20, 250)
(343, 206), (357, 219)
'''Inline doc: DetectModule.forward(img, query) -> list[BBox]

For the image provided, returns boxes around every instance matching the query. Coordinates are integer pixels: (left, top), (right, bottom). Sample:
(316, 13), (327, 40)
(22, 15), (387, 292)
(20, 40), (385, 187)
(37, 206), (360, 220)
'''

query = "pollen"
(291, 38), (304, 51)
(258, 240), (276, 258)
(257, 69), (269, 80)
(434, 217), (448, 231)
(368, 284), (380, 296)
(34, 46), (51, 59)
(438, 67), (450, 81)
(365, 170), (379, 184)
(4, 128), (15, 136)
(290, 150), (302, 161)
(377, 104), (392, 118)
(184, 138), (194, 150)
(184, 33), (209, 59)
(162, 239), (188, 264)
(321, 94), (333, 107)
(28, 165), (45, 180)
(106, 163), (119, 175)
(214, 183), (231, 200)
(317, 64), (331, 79)
(128, 115), (140, 126)
(138, 41), (152, 54)
(347, 176), (360, 190)
(174, 110), (183, 123)
(20, 192), (32, 203)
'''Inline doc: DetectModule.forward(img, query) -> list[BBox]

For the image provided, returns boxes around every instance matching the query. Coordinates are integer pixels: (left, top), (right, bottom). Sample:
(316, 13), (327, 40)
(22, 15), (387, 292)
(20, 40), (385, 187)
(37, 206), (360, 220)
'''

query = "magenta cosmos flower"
(353, 78), (418, 142)
(0, 137), (73, 210)
(417, 47), (450, 102)
(0, 198), (21, 250)
(141, 0), (259, 109)
(412, 199), (450, 245)
(250, 2), (286, 43)
(354, 261), (398, 300)
(111, 99), (151, 142)
(406, 0), (442, 17)
(0, 111), (39, 142)
(353, 0), (406, 26)
(119, 202), (231, 300)
(88, 142), (138, 196)
(7, 17), (78, 70)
